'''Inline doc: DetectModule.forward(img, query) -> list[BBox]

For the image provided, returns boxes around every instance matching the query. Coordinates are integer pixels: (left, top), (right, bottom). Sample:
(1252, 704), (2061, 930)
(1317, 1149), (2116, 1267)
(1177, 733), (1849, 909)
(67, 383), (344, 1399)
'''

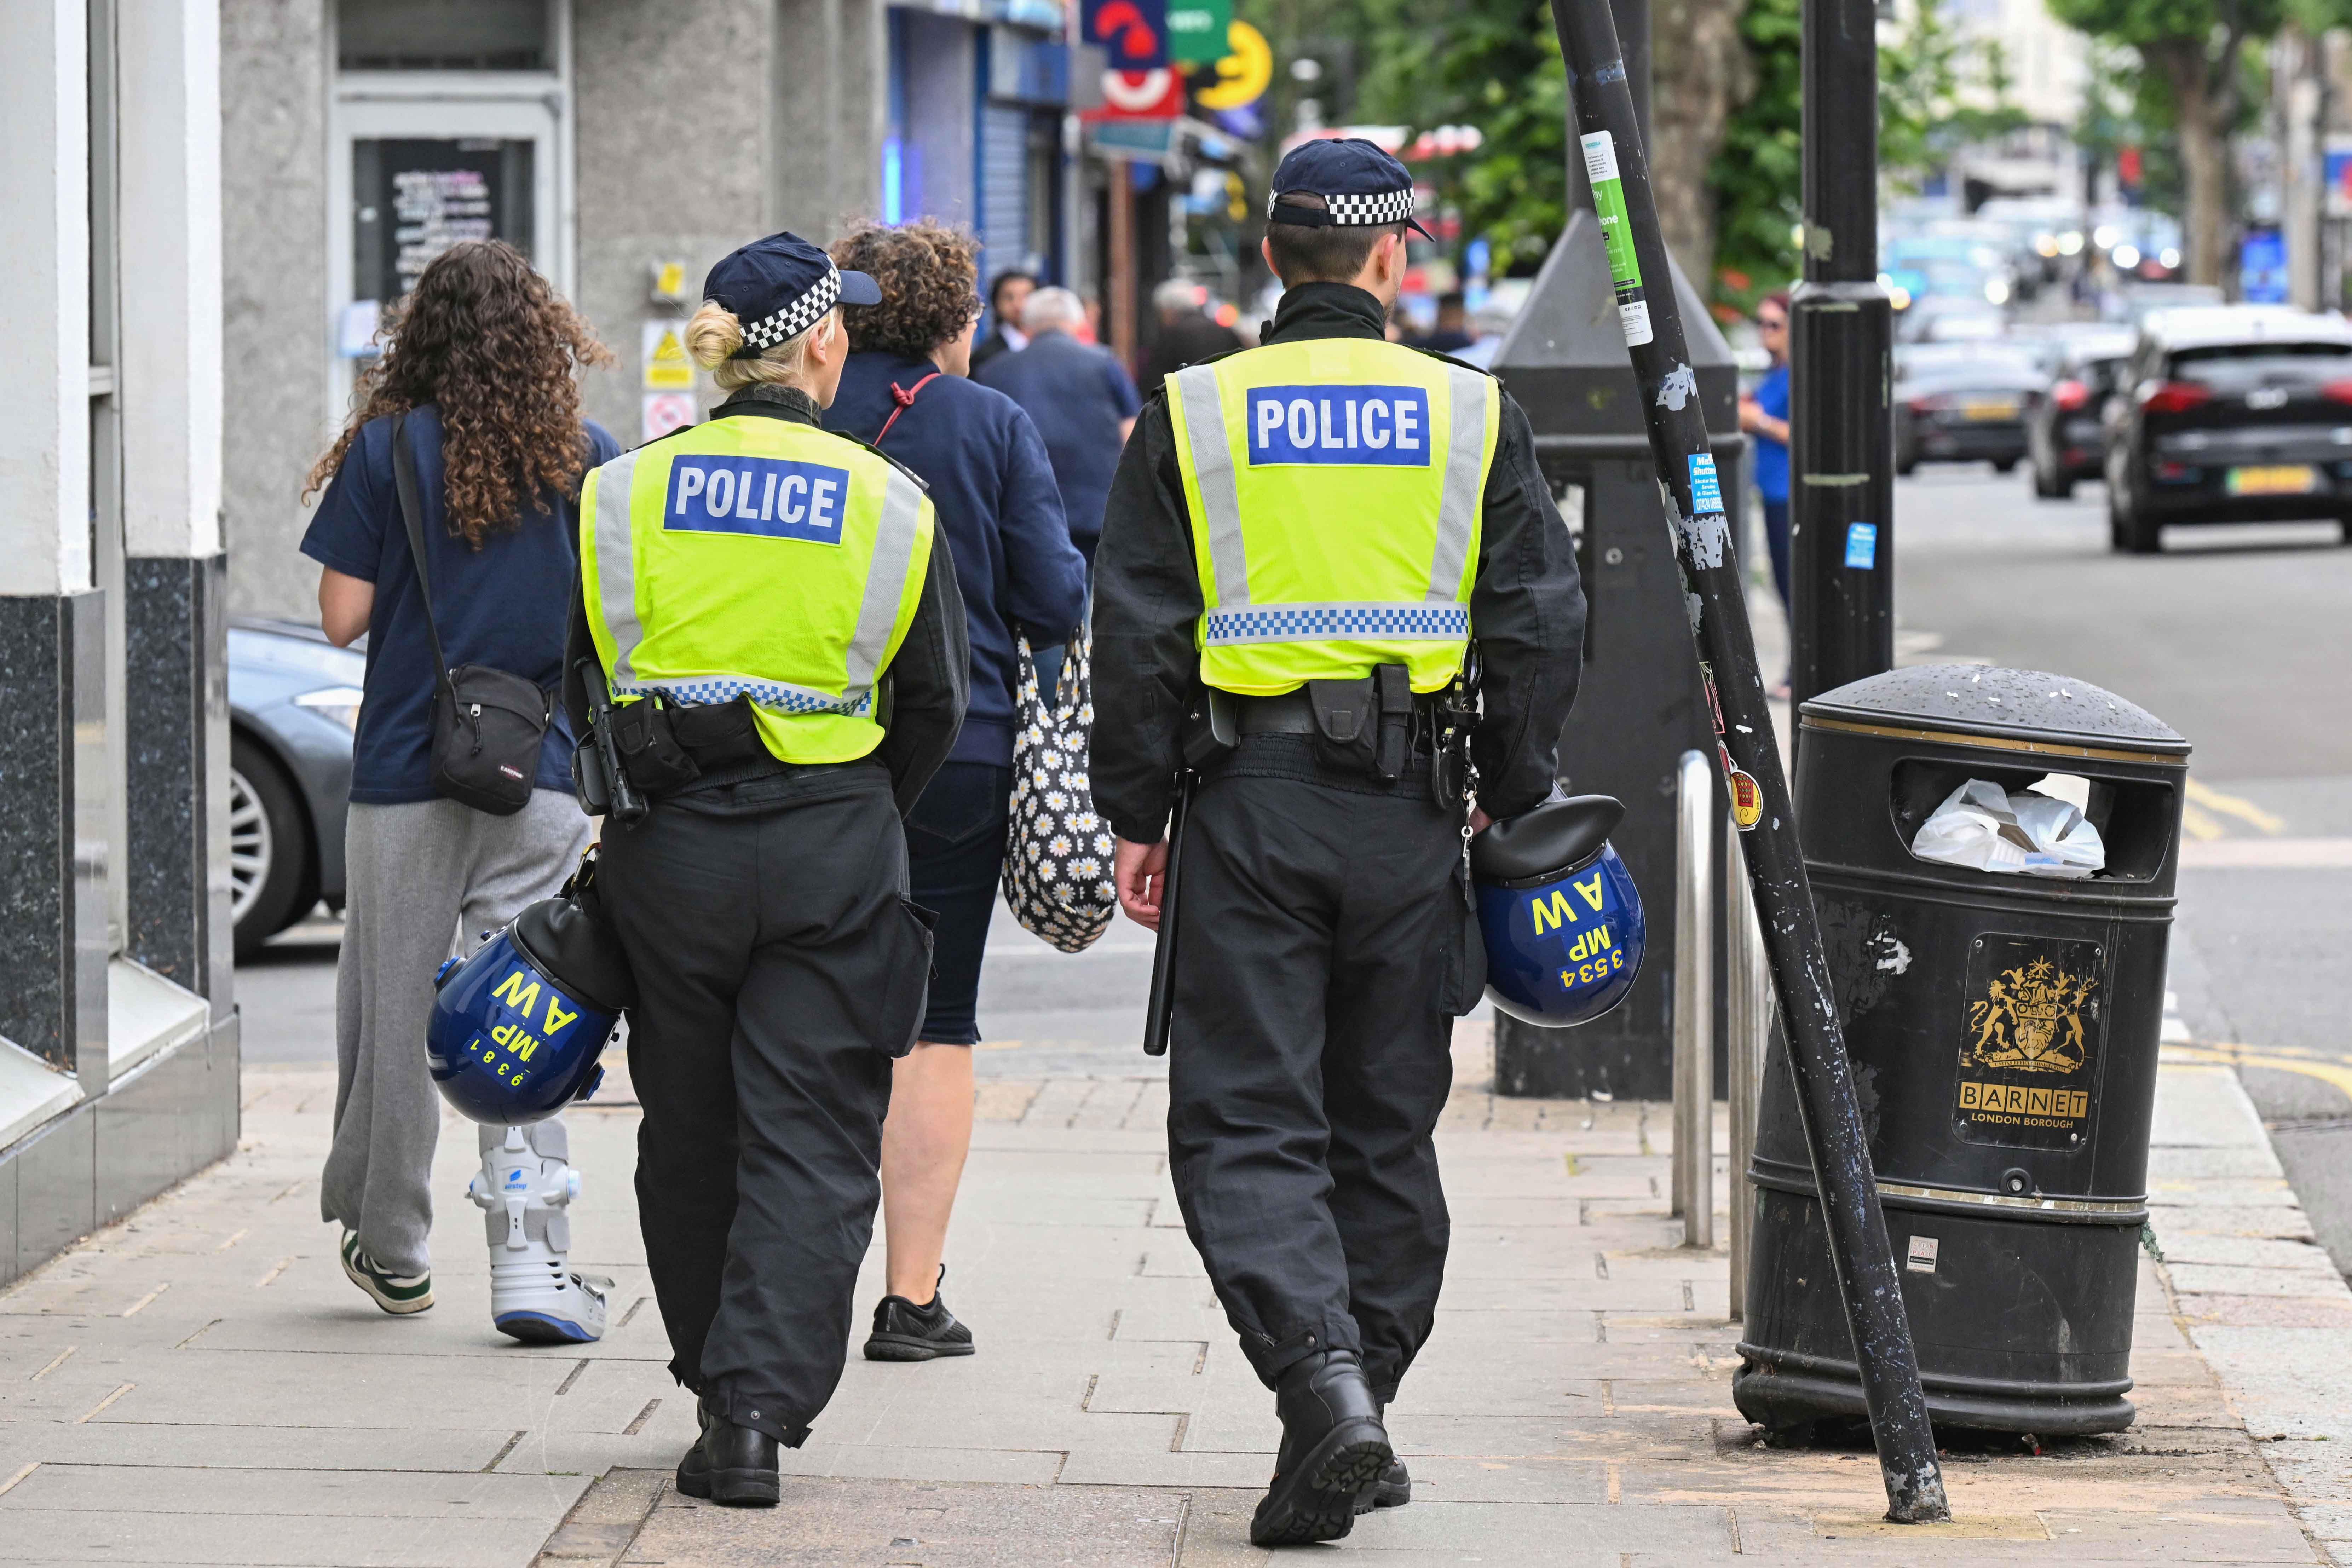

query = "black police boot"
(1248, 1349), (1393, 1547)
(1355, 1457), (1412, 1513)
(1355, 1405), (1412, 1514)
(863, 1266), (975, 1362)
(675, 1397), (780, 1508)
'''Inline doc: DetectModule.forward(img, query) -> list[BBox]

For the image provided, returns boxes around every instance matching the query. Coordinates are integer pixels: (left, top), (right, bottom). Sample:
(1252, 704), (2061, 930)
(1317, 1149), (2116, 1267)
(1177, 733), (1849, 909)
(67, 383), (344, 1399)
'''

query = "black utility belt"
(576, 693), (789, 808)
(1198, 668), (1472, 802)
(1234, 686), (1446, 736)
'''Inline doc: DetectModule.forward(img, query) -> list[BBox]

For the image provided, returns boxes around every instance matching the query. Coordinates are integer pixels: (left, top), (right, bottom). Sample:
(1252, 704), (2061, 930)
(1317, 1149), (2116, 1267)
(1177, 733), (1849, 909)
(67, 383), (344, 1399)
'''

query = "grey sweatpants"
(322, 792), (592, 1276)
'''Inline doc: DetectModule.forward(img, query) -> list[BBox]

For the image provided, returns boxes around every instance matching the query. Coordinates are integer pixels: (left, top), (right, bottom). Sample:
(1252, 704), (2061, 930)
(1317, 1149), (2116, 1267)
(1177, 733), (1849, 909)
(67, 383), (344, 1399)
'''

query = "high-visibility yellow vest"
(579, 414), (935, 765)
(1165, 337), (1499, 696)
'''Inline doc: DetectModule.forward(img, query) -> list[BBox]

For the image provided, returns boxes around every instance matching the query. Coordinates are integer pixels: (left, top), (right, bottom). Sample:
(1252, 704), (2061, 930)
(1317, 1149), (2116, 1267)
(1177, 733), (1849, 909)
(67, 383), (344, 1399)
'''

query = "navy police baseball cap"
(702, 232), (882, 359)
(1267, 138), (1434, 239)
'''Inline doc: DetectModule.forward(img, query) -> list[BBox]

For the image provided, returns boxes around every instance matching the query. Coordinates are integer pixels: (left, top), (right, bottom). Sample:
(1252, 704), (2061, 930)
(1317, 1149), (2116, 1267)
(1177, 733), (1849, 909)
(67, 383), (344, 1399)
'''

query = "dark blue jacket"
(975, 329), (1141, 564)
(827, 352), (1087, 768)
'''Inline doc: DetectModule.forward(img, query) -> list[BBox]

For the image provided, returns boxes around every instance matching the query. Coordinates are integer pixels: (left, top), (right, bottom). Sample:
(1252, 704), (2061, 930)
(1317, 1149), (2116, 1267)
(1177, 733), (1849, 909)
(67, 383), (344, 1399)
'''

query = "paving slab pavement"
(0, 1032), (2343, 1567)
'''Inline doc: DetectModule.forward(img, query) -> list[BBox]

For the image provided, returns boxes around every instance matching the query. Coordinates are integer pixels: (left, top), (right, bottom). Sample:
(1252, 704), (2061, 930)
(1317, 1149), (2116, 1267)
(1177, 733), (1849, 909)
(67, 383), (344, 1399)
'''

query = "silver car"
(228, 617), (363, 957)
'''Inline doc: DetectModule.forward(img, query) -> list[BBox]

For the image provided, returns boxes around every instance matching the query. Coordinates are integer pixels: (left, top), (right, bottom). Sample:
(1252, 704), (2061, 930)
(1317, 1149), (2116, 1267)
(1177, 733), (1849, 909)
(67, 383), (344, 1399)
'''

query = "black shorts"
(903, 761), (1013, 1045)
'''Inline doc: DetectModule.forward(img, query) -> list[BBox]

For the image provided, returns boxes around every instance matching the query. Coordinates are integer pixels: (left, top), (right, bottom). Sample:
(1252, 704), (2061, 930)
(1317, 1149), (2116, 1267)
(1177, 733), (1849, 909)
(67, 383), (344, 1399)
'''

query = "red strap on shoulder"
(876, 372), (942, 445)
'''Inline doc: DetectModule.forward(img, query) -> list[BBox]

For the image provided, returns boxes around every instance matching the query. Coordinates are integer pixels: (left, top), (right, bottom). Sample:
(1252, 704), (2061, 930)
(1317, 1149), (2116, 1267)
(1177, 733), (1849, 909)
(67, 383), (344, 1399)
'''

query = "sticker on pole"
(1845, 521), (1879, 569)
(1687, 453), (1724, 515)
(1719, 743), (1763, 831)
(1580, 131), (1653, 347)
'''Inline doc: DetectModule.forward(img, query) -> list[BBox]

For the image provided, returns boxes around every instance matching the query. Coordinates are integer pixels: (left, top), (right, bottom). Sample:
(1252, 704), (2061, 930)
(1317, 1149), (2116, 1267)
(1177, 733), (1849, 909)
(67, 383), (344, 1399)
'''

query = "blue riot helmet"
(428, 878), (635, 1125)
(1471, 794), (1645, 1028)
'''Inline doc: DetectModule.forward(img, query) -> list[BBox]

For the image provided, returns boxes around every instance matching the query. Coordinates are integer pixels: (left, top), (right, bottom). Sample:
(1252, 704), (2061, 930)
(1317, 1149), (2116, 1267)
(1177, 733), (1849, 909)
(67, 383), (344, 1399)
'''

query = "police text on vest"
(665, 456), (852, 545)
(1245, 386), (1433, 467)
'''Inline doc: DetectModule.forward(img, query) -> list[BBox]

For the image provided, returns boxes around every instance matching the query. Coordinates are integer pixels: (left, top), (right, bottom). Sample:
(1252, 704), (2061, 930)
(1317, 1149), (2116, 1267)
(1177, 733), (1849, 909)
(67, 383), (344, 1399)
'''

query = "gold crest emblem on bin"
(1966, 957), (2096, 1075)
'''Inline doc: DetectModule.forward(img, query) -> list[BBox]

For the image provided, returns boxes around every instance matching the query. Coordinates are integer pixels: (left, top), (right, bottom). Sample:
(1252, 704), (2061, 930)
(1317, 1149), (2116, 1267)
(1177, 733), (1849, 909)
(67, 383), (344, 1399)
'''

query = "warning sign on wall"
(643, 321), (693, 391)
(642, 392), (696, 442)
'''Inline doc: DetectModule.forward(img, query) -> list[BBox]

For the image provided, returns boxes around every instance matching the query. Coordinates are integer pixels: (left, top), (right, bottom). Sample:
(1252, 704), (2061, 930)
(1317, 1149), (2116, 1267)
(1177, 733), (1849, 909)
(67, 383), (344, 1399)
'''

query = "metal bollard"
(1726, 826), (1770, 1318)
(1672, 750), (1713, 1248)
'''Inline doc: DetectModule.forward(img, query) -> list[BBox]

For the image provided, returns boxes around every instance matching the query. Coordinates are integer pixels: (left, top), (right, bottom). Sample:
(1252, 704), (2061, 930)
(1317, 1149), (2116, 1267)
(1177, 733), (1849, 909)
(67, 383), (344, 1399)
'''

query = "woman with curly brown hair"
(824, 221), (1086, 1363)
(301, 240), (619, 1341)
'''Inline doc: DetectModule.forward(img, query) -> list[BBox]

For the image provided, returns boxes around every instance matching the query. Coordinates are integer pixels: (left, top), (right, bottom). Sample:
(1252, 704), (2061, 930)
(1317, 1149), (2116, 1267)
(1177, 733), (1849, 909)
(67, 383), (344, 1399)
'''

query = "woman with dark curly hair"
(301, 240), (618, 1342)
(825, 221), (1086, 1363)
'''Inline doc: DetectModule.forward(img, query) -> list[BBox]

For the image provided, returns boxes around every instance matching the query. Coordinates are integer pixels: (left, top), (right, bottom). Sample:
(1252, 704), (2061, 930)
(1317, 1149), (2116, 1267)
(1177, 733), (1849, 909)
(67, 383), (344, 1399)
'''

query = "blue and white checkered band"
(1267, 186), (1417, 227)
(626, 677), (876, 717)
(732, 263), (842, 356)
(1203, 604), (1470, 645)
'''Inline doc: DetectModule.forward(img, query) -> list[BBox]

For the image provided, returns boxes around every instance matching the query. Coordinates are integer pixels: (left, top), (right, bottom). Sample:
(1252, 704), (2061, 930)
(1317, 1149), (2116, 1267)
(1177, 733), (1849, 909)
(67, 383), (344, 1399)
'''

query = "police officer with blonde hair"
(565, 231), (968, 1506)
(1091, 140), (1585, 1545)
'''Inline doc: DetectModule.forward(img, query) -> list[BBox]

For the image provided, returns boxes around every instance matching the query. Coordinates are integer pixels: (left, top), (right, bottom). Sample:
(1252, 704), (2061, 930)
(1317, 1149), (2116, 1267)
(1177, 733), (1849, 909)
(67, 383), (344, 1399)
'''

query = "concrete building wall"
(220, 0), (330, 618)
(573, 0), (775, 439)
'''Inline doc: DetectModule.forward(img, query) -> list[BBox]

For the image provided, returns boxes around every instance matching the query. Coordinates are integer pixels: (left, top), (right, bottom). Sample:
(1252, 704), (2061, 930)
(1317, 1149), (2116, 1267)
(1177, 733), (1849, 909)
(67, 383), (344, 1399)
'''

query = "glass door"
(330, 96), (564, 394)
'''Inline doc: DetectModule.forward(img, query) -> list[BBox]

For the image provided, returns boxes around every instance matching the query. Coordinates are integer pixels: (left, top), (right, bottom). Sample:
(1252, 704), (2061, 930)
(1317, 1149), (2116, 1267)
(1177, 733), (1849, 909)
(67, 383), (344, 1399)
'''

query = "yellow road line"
(0, 1463), (35, 1498)
(2181, 803), (2226, 841)
(2166, 1043), (2352, 1102)
(2186, 779), (2287, 836)
(120, 1284), (168, 1318)
(77, 1383), (135, 1423)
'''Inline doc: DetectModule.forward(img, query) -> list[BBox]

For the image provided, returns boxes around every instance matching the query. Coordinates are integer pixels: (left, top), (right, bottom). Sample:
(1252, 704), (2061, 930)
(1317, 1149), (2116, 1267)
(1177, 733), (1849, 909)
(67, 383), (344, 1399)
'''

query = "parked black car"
(1894, 343), (2044, 475)
(228, 617), (361, 957)
(2103, 307), (2352, 553)
(2028, 328), (2135, 497)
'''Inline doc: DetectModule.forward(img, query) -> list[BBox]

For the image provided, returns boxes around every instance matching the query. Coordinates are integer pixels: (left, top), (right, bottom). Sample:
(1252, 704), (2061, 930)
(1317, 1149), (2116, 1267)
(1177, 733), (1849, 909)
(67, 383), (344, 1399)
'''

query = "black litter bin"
(1735, 665), (2189, 1437)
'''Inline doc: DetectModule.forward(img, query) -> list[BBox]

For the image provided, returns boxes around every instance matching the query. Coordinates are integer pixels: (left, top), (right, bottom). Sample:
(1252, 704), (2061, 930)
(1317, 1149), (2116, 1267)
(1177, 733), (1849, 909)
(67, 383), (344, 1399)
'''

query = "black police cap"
(702, 232), (883, 359)
(1266, 138), (1435, 239)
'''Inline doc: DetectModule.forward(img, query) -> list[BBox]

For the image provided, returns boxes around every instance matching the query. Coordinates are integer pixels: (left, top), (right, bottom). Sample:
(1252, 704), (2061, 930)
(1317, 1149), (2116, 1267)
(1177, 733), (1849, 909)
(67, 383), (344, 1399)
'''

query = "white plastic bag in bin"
(1910, 779), (2106, 879)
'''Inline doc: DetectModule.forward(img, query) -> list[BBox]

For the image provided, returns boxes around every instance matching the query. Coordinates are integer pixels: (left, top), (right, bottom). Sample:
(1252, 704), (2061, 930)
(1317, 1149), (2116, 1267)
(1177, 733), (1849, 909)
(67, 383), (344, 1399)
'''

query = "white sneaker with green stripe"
(340, 1231), (434, 1315)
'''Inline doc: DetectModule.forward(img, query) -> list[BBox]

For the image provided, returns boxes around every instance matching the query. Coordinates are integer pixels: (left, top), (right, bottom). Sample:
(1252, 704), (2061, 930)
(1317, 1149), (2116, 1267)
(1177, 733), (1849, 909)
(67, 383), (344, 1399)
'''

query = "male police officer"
(1091, 141), (1586, 1545)
(565, 233), (969, 1506)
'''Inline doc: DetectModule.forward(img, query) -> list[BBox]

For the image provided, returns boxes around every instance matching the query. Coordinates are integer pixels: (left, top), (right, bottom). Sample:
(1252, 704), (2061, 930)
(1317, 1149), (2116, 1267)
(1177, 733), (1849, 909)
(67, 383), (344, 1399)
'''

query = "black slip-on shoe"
(1249, 1349), (1393, 1547)
(863, 1267), (975, 1362)
(1355, 1455), (1412, 1513)
(674, 1400), (780, 1508)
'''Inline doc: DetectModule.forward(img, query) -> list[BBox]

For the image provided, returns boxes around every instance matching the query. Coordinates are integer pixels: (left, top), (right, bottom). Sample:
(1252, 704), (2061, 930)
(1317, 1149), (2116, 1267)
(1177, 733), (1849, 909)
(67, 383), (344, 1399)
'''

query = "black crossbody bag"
(390, 410), (553, 816)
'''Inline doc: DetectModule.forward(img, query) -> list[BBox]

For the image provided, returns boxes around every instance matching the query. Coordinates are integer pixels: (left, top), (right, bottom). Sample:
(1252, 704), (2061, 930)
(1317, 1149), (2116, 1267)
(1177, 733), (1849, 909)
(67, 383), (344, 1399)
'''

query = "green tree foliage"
(1346, 0), (1569, 274)
(1710, 0), (1800, 307)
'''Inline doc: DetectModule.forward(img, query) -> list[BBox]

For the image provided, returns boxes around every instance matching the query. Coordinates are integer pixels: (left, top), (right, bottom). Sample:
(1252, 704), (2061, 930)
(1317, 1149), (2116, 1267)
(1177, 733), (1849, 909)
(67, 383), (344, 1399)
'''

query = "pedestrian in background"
(978, 285), (1142, 567)
(1137, 277), (1242, 395)
(1410, 290), (1476, 355)
(1738, 291), (1793, 695)
(969, 267), (1036, 372)
(826, 221), (1088, 1364)
(301, 240), (616, 1341)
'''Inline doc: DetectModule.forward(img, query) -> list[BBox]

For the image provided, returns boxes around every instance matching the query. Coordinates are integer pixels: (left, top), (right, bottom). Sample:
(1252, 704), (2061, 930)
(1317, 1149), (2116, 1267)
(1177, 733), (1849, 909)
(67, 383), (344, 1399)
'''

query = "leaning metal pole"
(1543, 0), (1951, 1522)
(1788, 0), (1895, 715)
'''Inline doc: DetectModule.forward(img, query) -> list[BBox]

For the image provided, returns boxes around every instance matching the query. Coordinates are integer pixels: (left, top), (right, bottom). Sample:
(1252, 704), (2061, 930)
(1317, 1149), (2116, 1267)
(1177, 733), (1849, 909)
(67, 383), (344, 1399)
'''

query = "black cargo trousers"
(598, 762), (934, 1447)
(1166, 737), (1484, 1404)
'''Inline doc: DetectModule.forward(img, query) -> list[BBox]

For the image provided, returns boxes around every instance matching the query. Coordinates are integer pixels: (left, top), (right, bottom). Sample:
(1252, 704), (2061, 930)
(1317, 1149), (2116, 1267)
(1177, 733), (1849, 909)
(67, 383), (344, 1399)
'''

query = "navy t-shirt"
(976, 329), (1141, 564)
(826, 353), (1087, 768)
(300, 405), (619, 805)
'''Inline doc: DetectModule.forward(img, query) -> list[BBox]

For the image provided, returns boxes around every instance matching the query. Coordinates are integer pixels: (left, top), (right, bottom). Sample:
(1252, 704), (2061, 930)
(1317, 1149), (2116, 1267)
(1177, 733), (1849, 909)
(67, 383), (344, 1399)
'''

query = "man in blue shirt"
(1738, 292), (1792, 694)
(975, 286), (1142, 567)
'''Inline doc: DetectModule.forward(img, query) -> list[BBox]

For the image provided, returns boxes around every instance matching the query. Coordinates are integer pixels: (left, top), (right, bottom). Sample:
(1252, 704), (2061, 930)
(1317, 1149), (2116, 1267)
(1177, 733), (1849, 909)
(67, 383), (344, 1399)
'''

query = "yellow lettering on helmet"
(1530, 889), (1579, 935)
(491, 970), (542, 1021)
(491, 1023), (516, 1047)
(1590, 924), (1612, 951)
(1575, 874), (1606, 911)
(543, 998), (578, 1036)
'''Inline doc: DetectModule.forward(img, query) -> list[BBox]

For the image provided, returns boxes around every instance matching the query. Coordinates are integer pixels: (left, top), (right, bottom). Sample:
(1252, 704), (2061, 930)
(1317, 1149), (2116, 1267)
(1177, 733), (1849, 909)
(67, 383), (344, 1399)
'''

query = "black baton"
(1140, 772), (1195, 1058)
